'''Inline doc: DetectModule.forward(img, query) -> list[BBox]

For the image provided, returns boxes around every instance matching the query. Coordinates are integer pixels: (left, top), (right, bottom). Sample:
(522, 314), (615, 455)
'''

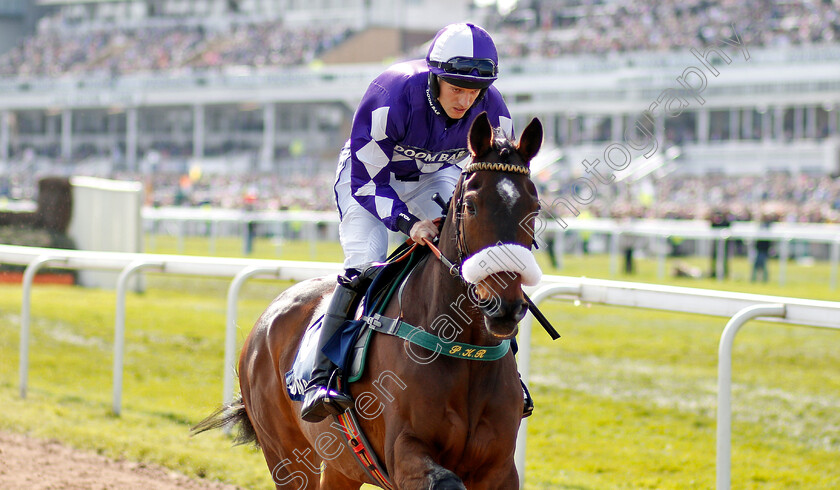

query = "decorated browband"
(462, 161), (530, 176)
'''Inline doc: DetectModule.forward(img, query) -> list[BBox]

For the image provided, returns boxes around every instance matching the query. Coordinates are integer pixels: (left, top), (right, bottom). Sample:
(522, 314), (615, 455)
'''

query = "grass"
(0, 234), (838, 489)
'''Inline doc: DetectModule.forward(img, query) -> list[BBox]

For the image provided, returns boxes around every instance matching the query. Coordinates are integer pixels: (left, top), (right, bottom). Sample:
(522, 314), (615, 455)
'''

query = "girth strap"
(362, 313), (510, 361)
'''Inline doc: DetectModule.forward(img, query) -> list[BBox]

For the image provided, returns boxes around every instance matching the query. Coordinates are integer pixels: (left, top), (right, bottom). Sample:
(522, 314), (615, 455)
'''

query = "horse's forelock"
(491, 127), (515, 162)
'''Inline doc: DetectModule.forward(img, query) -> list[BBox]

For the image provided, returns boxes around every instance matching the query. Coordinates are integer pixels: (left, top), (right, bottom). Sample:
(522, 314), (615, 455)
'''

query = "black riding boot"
(520, 375), (534, 419)
(511, 337), (534, 418)
(300, 274), (360, 423)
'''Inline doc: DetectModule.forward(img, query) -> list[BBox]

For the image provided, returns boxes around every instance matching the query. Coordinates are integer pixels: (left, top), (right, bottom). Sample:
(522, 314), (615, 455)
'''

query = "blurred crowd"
(540, 172), (840, 223)
(139, 172), (337, 211)
(4, 170), (839, 224)
(2, 0), (840, 79)
(2, 1), (840, 225)
(0, 170), (338, 212)
(493, 0), (840, 58)
(0, 19), (352, 78)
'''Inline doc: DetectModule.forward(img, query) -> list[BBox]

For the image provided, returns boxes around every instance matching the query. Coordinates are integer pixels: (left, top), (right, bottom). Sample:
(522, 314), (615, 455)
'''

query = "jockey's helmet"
(426, 23), (498, 90)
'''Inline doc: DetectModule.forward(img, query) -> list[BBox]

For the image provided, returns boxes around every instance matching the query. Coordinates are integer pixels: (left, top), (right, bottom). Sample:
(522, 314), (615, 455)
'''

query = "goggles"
(429, 57), (497, 77)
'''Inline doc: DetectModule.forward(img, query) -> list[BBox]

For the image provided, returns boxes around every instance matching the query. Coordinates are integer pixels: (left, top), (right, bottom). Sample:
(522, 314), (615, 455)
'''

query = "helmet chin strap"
(426, 72), (444, 116)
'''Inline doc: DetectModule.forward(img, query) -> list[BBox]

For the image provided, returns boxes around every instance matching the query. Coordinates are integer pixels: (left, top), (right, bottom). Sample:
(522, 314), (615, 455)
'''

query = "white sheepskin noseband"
(461, 243), (542, 287)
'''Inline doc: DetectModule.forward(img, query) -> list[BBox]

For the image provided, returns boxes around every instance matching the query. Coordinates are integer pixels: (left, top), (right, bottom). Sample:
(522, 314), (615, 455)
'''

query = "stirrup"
(322, 370), (353, 413)
(301, 371), (353, 423)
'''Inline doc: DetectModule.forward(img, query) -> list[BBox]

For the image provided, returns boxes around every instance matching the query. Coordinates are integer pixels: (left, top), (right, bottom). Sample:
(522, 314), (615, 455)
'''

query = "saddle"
(285, 241), (430, 401)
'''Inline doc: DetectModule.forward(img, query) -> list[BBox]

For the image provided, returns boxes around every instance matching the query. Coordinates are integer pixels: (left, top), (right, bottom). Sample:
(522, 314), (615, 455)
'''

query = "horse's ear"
(517, 117), (543, 165)
(468, 112), (493, 157)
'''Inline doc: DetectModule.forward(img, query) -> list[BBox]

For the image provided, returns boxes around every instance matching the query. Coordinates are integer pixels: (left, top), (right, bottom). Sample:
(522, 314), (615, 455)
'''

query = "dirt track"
(0, 431), (242, 490)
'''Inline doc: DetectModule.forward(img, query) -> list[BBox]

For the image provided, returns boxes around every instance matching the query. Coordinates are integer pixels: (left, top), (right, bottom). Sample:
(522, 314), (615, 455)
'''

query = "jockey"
(301, 23), (533, 422)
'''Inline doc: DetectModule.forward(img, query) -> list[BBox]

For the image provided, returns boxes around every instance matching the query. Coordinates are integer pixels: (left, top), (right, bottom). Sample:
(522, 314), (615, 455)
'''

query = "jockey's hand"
(409, 219), (439, 245)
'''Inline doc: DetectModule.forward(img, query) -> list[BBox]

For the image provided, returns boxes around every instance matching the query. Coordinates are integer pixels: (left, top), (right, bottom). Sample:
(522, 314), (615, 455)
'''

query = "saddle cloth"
(285, 244), (428, 401)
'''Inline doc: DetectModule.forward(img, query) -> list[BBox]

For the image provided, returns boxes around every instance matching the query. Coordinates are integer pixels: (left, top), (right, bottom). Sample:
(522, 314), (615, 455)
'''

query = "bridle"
(419, 142), (561, 339)
(423, 154), (531, 281)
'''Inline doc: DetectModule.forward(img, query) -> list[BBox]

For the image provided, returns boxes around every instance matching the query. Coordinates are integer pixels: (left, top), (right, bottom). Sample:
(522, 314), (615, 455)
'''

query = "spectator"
(752, 216), (773, 283)
(709, 207), (732, 279)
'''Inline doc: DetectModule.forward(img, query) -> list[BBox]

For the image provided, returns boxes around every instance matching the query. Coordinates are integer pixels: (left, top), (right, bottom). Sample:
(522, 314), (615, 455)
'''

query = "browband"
(462, 161), (530, 175)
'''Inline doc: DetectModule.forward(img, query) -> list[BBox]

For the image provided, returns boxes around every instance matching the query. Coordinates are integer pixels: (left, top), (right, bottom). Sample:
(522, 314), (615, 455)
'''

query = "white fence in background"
(1, 244), (838, 490)
(142, 207), (840, 289)
(518, 277), (840, 490)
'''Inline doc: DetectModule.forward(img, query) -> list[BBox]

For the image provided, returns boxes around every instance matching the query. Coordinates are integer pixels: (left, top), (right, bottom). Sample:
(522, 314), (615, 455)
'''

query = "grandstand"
(0, 0), (839, 222)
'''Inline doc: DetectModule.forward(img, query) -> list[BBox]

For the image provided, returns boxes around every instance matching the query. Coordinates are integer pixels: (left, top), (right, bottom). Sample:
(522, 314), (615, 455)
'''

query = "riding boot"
(300, 274), (361, 423)
(520, 375), (534, 419)
(511, 337), (534, 418)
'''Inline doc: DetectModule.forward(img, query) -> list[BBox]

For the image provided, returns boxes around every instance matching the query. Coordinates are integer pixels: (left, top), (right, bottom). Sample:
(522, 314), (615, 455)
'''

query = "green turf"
(0, 235), (837, 489)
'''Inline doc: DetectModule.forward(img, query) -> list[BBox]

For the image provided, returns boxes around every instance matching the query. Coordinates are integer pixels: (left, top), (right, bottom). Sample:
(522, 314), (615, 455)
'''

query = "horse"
(194, 112), (544, 489)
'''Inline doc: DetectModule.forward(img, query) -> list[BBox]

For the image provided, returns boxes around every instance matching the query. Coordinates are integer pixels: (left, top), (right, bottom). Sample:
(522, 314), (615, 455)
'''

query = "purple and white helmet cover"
(426, 23), (498, 88)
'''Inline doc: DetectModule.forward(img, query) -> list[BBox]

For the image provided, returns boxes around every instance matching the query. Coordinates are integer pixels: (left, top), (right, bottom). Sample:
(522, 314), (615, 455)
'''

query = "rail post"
(20, 255), (68, 399)
(716, 303), (786, 490)
(113, 259), (165, 416)
(224, 265), (284, 412)
(515, 282), (582, 489)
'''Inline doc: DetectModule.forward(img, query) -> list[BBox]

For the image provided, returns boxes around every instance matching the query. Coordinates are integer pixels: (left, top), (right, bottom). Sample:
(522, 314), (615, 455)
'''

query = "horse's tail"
(191, 395), (259, 447)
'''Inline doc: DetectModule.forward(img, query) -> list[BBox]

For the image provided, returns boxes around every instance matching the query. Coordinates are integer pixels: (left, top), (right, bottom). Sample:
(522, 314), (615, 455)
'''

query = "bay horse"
(195, 112), (543, 489)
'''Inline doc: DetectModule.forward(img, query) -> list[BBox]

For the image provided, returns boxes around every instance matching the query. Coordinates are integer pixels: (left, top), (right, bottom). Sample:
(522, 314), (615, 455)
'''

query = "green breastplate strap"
(361, 313), (511, 361)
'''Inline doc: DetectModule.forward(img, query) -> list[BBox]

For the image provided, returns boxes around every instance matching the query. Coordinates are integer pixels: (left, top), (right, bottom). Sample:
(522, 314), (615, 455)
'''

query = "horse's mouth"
(483, 316), (520, 340)
(480, 299), (525, 339)
(473, 273), (528, 340)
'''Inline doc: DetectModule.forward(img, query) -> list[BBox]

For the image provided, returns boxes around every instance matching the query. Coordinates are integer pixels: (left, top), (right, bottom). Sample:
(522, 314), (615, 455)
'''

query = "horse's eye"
(464, 200), (477, 216)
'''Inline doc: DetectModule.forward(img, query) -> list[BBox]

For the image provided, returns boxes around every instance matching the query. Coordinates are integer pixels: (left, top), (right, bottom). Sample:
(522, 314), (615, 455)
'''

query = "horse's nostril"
(512, 300), (528, 322)
(481, 303), (504, 318)
(482, 298), (528, 321)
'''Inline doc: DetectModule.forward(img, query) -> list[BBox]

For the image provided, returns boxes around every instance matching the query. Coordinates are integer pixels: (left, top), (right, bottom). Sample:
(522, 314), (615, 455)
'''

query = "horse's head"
(450, 112), (543, 339)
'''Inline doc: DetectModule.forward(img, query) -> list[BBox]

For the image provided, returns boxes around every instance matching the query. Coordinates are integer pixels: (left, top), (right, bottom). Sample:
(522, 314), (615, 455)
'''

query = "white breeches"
(333, 145), (460, 270)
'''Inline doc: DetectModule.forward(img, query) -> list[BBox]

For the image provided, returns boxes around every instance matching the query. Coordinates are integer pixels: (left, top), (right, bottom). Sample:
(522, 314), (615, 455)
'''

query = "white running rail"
(2, 244), (838, 489)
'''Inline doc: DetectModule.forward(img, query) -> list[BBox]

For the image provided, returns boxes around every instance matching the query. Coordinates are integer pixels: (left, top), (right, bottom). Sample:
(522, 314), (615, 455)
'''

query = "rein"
(421, 237), (461, 278)
(360, 236), (511, 361)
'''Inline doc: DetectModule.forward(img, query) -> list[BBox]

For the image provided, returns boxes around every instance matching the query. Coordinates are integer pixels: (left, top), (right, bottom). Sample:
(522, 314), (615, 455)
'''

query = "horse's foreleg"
(261, 448), (319, 490)
(423, 464), (467, 490)
(260, 443), (363, 490)
(468, 463), (519, 490)
(320, 466), (363, 490)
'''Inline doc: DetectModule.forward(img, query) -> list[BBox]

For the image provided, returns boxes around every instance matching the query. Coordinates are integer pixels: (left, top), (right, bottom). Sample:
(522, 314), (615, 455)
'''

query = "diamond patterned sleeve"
(348, 82), (412, 232)
(484, 87), (515, 138)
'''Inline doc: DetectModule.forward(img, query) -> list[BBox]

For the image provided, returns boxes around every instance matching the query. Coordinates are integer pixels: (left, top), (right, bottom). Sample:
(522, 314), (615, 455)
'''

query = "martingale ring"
(462, 161), (530, 176)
